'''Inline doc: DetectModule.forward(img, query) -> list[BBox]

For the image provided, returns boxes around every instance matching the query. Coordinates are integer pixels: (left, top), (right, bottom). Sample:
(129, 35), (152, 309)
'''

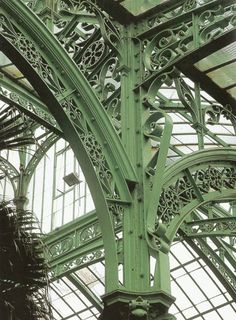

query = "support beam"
(181, 217), (236, 238)
(43, 211), (104, 280)
(67, 274), (103, 312)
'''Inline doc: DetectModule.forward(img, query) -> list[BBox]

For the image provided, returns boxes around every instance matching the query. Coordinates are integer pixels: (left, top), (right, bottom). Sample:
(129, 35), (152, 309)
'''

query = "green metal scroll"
(147, 148), (236, 252)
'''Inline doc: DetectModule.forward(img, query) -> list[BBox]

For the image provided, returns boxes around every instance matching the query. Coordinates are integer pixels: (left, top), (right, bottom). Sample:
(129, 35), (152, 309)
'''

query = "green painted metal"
(0, 0), (236, 318)
(0, 0), (137, 292)
(0, 156), (19, 193)
(181, 217), (236, 238)
(150, 148), (236, 252)
(43, 210), (104, 280)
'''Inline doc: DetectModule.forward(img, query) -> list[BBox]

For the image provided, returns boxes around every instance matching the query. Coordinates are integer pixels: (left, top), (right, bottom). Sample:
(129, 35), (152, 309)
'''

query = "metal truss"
(0, 0), (236, 319)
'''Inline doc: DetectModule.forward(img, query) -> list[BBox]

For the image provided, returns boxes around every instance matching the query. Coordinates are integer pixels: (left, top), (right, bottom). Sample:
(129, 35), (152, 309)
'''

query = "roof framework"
(0, 0), (236, 319)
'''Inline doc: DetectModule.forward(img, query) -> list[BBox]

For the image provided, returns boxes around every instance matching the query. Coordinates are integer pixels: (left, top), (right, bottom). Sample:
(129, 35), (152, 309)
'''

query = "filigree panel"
(204, 104), (236, 133)
(157, 165), (236, 225)
(47, 221), (102, 259)
(54, 1), (122, 123)
(49, 249), (105, 279)
(142, 1), (236, 79)
(182, 217), (236, 236)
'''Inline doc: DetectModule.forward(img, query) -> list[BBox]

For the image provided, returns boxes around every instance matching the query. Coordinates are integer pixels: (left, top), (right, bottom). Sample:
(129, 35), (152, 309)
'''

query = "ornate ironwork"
(1, 0), (236, 317)
(158, 165), (236, 225)
(182, 217), (236, 237)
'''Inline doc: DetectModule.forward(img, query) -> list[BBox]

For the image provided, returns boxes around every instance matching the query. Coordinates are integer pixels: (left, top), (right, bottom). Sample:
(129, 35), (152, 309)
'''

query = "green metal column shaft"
(14, 149), (28, 210)
(120, 25), (150, 291)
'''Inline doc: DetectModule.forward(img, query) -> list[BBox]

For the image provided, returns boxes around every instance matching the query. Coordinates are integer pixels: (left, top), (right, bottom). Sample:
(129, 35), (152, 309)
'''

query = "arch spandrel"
(147, 148), (236, 254)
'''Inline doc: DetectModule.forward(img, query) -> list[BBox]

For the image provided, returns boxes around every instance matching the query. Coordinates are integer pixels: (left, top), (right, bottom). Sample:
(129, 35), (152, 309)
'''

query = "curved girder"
(0, 0), (137, 291)
(22, 133), (59, 194)
(146, 148), (236, 252)
(0, 155), (18, 193)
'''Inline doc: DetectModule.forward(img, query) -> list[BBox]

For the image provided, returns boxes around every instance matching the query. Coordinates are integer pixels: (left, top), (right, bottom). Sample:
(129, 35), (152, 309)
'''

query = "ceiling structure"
(0, 0), (236, 319)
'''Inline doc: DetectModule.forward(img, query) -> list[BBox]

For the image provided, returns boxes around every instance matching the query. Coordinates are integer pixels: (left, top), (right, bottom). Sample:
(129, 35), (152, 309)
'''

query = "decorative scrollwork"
(80, 131), (116, 197)
(49, 248), (105, 278)
(142, 1), (236, 79)
(48, 221), (102, 260)
(143, 22), (193, 73)
(79, 222), (101, 243)
(158, 166), (236, 225)
(174, 75), (198, 122)
(0, 10), (122, 199)
(183, 0), (197, 12)
(182, 217), (236, 236)
(82, 40), (106, 69)
(62, 97), (82, 122)
(195, 239), (236, 290)
(158, 176), (195, 224)
(146, 1), (194, 29)
(7, 90), (58, 127)
(0, 14), (64, 94)
(108, 203), (124, 228)
(49, 236), (74, 257)
(59, 0), (121, 54)
(205, 104), (236, 133)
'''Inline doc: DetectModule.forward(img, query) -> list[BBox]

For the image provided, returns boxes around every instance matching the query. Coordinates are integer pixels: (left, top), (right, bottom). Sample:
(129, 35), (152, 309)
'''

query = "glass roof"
(194, 42), (236, 100)
(0, 51), (37, 93)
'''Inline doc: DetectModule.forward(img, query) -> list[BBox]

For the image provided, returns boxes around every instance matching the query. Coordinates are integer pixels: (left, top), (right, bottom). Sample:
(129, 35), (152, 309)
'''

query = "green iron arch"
(0, 0), (137, 292)
(147, 148), (236, 253)
(0, 156), (18, 194)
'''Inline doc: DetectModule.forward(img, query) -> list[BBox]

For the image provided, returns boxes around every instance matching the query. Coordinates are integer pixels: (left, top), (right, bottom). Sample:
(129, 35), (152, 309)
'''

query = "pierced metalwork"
(182, 217), (236, 237)
(1, 0), (236, 319)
